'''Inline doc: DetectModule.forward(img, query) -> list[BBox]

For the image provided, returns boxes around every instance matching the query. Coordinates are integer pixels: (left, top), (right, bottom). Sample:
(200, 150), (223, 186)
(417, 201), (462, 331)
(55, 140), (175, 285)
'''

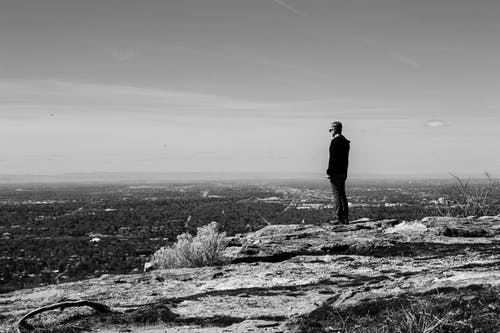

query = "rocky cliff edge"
(1, 216), (500, 332)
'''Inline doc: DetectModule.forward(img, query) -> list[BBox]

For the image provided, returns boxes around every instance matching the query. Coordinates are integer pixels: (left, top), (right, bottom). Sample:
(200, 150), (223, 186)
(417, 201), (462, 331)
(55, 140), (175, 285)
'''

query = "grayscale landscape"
(1, 0), (500, 332)
(1, 177), (500, 332)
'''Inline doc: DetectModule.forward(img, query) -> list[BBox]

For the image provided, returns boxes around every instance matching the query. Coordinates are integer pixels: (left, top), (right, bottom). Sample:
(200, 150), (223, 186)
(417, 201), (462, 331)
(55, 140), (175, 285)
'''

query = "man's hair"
(332, 121), (342, 133)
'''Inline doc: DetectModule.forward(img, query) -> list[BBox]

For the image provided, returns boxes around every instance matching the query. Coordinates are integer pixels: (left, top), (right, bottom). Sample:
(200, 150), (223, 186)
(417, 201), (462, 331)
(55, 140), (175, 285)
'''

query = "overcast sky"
(1, 0), (499, 178)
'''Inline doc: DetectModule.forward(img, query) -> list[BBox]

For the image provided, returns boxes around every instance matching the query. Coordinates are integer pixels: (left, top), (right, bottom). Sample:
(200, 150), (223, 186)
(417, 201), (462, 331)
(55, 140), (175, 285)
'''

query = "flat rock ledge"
(1, 216), (500, 332)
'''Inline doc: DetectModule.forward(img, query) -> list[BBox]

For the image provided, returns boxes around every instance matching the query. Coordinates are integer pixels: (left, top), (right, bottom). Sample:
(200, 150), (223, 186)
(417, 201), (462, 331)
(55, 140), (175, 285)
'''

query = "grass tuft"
(439, 172), (499, 217)
(291, 286), (500, 333)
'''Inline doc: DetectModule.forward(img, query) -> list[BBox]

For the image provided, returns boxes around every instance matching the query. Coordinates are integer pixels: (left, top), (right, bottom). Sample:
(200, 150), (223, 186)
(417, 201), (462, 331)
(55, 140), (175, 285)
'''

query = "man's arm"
(326, 140), (335, 176)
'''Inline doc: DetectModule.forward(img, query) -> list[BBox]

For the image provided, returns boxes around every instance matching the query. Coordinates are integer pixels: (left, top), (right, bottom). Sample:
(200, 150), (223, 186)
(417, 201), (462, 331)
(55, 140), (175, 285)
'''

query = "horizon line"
(0, 170), (480, 184)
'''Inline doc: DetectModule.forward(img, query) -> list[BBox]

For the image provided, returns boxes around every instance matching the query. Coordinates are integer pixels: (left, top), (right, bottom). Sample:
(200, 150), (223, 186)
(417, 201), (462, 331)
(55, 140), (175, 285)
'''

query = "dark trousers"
(330, 174), (348, 222)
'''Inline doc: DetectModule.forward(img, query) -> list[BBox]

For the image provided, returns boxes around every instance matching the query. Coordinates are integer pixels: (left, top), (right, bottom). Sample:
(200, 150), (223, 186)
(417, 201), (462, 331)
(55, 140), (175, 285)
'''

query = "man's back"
(327, 135), (350, 175)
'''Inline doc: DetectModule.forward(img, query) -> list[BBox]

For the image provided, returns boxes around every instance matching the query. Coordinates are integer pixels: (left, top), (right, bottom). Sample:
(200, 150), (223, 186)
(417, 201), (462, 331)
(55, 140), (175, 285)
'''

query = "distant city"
(0, 171), (468, 184)
(1, 177), (498, 293)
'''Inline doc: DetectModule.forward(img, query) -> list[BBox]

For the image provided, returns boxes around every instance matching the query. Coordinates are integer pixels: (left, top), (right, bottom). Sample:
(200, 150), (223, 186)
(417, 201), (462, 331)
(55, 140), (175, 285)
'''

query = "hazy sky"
(1, 0), (499, 178)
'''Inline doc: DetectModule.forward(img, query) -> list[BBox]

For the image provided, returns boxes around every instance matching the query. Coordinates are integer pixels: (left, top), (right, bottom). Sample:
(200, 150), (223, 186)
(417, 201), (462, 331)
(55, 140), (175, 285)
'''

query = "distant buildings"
(296, 203), (324, 210)
(429, 197), (448, 205)
(2, 232), (12, 240)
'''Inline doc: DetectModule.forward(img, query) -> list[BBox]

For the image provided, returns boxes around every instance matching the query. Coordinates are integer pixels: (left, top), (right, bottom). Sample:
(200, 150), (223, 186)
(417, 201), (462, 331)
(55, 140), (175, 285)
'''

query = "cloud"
(425, 120), (445, 128)
(0, 79), (283, 120)
(196, 151), (217, 155)
(352, 35), (420, 69)
(390, 52), (420, 68)
(0, 79), (426, 122)
(271, 0), (308, 17)
(161, 42), (319, 76)
(0, 99), (28, 104)
(105, 48), (137, 62)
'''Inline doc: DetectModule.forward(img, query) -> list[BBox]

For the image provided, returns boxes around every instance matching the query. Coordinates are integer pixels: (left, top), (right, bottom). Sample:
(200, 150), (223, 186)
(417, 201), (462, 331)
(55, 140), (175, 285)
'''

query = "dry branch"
(16, 300), (111, 331)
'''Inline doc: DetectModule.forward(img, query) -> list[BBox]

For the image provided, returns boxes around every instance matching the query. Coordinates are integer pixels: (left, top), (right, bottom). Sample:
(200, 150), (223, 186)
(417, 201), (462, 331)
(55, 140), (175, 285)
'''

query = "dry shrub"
(150, 222), (229, 269)
(439, 172), (499, 217)
(292, 297), (455, 333)
(382, 300), (454, 333)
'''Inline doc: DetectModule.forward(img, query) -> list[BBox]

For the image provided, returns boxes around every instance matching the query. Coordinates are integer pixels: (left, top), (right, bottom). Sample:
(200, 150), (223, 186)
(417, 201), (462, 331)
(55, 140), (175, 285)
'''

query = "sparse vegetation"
(150, 222), (229, 269)
(3, 179), (498, 293)
(380, 301), (454, 333)
(291, 286), (500, 333)
(439, 172), (499, 217)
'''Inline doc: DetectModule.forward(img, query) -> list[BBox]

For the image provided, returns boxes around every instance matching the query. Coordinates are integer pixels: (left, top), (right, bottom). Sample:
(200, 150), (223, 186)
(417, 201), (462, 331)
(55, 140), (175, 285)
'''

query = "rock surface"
(1, 216), (500, 332)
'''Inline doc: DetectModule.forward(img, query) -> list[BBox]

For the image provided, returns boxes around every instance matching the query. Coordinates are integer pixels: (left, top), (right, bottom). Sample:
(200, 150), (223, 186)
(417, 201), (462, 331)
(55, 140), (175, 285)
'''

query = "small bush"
(150, 222), (229, 269)
(383, 300), (454, 333)
(439, 172), (499, 217)
(292, 296), (458, 333)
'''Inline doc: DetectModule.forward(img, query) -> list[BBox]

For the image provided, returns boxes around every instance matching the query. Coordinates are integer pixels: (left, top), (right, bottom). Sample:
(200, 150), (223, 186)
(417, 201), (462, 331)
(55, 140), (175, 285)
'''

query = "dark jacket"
(327, 135), (350, 175)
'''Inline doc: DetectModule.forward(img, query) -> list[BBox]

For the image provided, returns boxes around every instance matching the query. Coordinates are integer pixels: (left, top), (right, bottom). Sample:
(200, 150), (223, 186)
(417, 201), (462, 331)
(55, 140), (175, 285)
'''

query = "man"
(327, 121), (350, 224)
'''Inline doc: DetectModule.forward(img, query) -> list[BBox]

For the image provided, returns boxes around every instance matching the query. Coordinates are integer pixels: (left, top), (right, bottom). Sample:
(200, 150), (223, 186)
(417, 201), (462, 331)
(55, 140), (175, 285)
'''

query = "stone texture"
(1, 216), (500, 332)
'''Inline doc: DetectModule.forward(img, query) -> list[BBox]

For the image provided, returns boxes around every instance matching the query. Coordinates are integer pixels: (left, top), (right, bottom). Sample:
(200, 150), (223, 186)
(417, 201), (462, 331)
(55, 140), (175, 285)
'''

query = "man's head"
(329, 121), (342, 135)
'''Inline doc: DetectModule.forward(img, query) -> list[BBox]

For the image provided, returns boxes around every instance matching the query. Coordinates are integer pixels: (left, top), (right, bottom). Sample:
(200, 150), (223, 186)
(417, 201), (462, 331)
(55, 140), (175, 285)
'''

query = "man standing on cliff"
(327, 121), (350, 224)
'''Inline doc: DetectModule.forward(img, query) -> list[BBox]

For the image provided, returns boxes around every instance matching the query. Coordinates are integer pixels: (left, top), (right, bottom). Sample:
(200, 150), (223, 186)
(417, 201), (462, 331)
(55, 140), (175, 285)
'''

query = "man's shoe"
(329, 219), (342, 225)
(341, 220), (349, 225)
